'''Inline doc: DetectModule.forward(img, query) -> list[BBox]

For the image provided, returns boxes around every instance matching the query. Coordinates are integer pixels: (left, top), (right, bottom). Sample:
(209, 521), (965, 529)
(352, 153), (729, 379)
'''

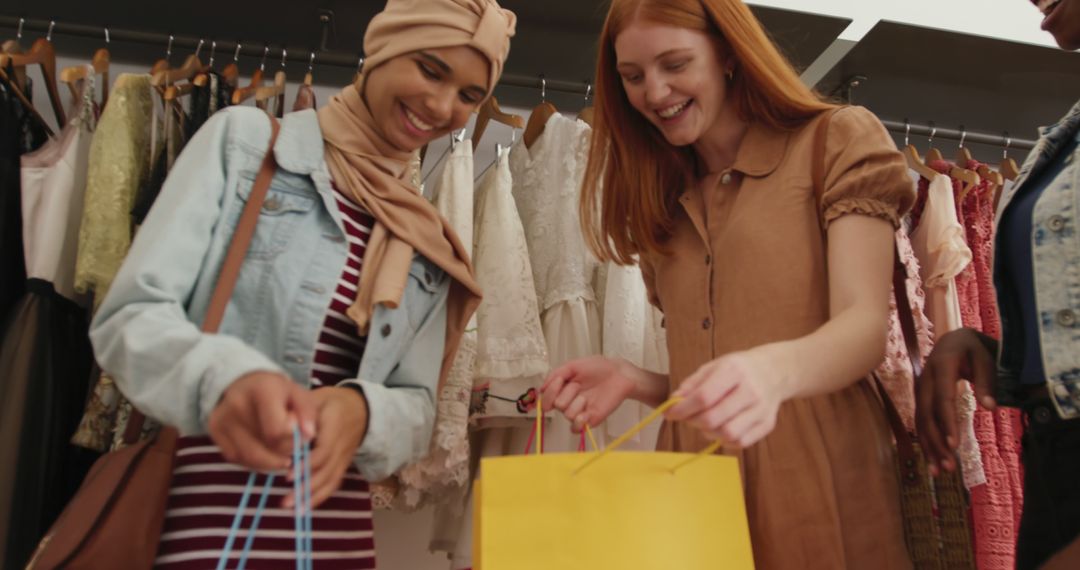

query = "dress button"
(263, 197), (282, 212)
(1048, 216), (1066, 232)
(304, 283), (326, 294)
(381, 324), (393, 337)
(702, 318), (712, 330)
(288, 355), (306, 364)
(1056, 309), (1076, 327)
(1034, 407), (1053, 424)
(720, 173), (733, 185)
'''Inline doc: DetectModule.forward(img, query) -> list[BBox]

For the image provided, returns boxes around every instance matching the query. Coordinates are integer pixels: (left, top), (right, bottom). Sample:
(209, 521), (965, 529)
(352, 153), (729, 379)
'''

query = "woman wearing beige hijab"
(87, 0), (515, 566)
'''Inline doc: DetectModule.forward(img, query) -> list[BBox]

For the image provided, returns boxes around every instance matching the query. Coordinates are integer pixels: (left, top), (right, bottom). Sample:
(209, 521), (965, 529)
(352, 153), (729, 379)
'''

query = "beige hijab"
(317, 0), (515, 391)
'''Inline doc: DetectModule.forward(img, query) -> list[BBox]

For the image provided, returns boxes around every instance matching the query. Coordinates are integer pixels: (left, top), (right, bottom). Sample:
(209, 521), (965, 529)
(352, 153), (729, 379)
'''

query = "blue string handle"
(217, 426), (313, 570)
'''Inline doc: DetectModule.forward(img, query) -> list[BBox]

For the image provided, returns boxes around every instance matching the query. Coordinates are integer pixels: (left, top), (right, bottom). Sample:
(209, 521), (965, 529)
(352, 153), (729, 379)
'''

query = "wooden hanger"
(1000, 135), (1021, 181)
(901, 121), (937, 180)
(2, 18), (28, 93)
(577, 83), (594, 127)
(954, 126), (974, 166)
(524, 76), (558, 149)
(303, 51), (315, 87)
(955, 167), (982, 202)
(905, 145), (938, 181)
(60, 28), (110, 109)
(0, 31), (67, 127)
(255, 51), (286, 118)
(977, 163), (1004, 196)
(150, 34), (175, 77)
(164, 82), (194, 101)
(471, 95), (525, 149)
(0, 65), (54, 137)
(220, 43), (242, 88)
(152, 39), (204, 87)
(193, 41), (218, 87)
(233, 45), (268, 105)
(924, 123), (943, 163)
(255, 70), (285, 103)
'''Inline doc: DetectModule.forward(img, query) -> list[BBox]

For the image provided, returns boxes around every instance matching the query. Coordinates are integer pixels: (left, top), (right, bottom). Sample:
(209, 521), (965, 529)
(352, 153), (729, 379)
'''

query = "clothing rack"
(880, 119), (1036, 152)
(0, 15), (593, 95)
(2, 15), (1043, 153)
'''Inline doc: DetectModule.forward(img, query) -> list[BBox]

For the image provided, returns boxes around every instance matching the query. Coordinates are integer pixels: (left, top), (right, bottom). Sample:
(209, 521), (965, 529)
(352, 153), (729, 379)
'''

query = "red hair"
(581, 0), (836, 264)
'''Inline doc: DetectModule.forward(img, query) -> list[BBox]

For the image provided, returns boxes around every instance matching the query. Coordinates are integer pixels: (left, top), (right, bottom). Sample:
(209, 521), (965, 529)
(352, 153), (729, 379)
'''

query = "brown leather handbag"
(811, 109), (974, 569)
(25, 116), (282, 570)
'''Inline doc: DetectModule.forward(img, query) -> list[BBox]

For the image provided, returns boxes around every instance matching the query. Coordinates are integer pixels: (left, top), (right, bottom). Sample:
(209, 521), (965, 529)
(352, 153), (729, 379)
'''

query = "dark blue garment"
(998, 132), (1080, 385)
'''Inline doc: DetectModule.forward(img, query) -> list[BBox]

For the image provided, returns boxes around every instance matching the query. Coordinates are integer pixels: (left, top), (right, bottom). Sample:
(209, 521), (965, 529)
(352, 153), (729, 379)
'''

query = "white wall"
(752, 0), (1054, 47)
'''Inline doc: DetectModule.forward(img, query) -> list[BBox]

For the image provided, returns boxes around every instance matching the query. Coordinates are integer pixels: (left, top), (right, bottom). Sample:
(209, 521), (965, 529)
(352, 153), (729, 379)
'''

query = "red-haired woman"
(542, 0), (914, 567)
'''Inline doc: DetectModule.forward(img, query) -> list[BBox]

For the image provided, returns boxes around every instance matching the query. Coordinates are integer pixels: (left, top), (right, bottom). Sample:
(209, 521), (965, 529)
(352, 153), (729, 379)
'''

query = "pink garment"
(875, 229), (935, 431)
(964, 159), (1025, 551)
(929, 159), (1023, 570)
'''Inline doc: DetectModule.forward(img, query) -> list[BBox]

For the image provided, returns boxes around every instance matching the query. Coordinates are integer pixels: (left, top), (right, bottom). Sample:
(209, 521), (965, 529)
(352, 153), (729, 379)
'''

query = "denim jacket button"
(381, 324), (392, 337)
(263, 197), (282, 212)
(1056, 309), (1076, 327)
(1049, 216), (1066, 232)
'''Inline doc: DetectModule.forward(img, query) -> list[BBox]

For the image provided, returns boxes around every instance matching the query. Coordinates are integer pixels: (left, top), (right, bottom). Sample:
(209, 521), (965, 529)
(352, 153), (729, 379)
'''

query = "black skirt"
(0, 279), (97, 568)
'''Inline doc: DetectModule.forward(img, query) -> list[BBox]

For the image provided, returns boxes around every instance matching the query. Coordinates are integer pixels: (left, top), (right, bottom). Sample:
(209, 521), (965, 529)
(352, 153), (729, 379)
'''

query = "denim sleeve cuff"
(341, 378), (434, 482)
(197, 339), (287, 431)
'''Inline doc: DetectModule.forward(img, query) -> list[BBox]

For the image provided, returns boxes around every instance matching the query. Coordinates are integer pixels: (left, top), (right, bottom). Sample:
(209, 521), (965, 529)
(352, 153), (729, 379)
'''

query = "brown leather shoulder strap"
(124, 115), (281, 444)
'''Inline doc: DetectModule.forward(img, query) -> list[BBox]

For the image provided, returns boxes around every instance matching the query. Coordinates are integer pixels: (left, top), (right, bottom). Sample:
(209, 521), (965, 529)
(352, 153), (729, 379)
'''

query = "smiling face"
(1033, 0), (1080, 50)
(363, 45), (491, 152)
(614, 21), (734, 148)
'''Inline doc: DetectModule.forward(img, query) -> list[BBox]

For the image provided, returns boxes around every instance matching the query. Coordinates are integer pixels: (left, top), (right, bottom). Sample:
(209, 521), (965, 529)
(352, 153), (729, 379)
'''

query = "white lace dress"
(600, 260), (668, 449)
(430, 150), (548, 568)
(396, 142), (478, 509)
(509, 113), (602, 451)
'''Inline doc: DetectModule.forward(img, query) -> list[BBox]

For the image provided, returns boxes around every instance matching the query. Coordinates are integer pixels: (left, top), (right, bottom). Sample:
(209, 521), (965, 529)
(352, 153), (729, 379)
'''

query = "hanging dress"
(0, 71), (98, 569)
(508, 113), (602, 451)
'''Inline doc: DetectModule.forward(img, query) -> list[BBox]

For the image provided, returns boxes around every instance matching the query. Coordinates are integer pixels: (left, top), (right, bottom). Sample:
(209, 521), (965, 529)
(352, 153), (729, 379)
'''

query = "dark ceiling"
(816, 20), (1080, 155)
(1, 1), (851, 108)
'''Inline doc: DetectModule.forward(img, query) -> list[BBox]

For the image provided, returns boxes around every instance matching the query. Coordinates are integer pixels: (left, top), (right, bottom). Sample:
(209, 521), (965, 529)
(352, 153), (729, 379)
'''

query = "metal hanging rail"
(880, 119), (1036, 152)
(0, 14), (1048, 150)
(0, 15), (593, 95)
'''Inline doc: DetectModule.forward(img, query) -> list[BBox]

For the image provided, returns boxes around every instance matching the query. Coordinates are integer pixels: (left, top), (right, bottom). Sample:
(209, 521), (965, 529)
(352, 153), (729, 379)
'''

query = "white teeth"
(658, 101), (690, 119)
(1038, 0), (1062, 15)
(405, 107), (434, 131)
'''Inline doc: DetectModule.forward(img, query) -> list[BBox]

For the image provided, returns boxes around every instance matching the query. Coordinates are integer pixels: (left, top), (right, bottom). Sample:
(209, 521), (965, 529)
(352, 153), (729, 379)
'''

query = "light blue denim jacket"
(89, 107), (449, 481)
(994, 98), (1080, 419)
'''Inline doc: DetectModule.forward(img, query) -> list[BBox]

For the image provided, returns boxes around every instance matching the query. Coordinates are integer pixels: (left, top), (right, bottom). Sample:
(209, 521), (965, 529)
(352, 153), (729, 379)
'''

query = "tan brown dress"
(641, 106), (915, 570)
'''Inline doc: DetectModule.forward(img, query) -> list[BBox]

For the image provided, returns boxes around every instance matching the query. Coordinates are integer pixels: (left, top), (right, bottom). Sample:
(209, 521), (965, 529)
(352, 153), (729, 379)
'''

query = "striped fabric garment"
(156, 185), (378, 569)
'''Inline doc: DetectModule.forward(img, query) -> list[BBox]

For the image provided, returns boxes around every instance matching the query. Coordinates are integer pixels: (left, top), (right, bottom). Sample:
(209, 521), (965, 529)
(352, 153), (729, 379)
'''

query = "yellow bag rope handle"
(572, 398), (722, 475)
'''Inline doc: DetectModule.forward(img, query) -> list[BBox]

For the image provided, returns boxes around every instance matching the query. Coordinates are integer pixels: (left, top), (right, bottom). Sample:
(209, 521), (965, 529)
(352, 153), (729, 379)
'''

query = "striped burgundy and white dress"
(156, 185), (378, 569)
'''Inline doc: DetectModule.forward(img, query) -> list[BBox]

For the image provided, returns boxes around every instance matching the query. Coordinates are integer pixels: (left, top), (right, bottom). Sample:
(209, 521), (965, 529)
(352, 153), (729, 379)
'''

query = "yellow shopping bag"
(474, 399), (754, 570)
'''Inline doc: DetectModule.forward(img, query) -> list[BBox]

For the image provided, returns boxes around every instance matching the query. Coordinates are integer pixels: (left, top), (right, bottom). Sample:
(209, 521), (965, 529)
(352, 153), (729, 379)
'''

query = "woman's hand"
(666, 349), (791, 448)
(284, 386), (369, 509)
(208, 372), (318, 473)
(915, 328), (998, 476)
(541, 356), (651, 432)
